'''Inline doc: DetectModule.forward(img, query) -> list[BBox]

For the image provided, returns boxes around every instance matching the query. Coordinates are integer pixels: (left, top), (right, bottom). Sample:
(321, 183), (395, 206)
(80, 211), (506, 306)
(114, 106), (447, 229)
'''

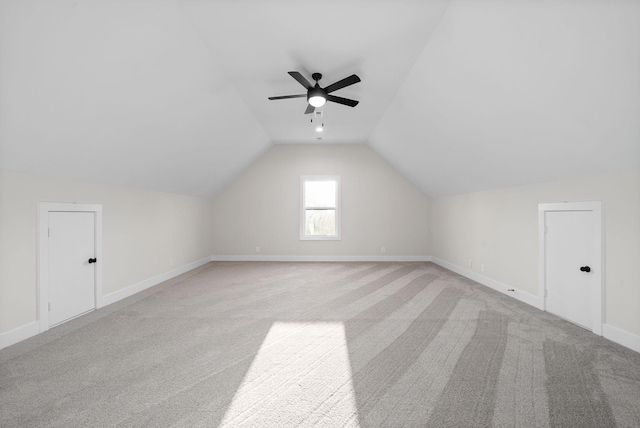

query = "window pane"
(305, 181), (336, 208)
(305, 209), (336, 236)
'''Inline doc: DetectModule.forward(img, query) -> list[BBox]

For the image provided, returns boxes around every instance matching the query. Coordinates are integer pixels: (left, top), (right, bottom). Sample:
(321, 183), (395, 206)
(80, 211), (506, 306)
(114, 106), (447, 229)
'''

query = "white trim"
(300, 175), (341, 240)
(3, 257), (210, 351)
(211, 255), (432, 262)
(431, 257), (541, 308)
(8, 255), (639, 354)
(0, 321), (40, 350)
(38, 202), (103, 333)
(539, 201), (603, 212)
(538, 201), (603, 335)
(101, 257), (211, 307)
(603, 324), (640, 353)
(429, 256), (639, 355)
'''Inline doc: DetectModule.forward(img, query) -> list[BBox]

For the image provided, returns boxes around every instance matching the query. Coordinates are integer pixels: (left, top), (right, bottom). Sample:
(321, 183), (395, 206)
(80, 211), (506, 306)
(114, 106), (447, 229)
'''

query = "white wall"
(0, 168), (211, 337)
(430, 168), (640, 338)
(211, 144), (430, 258)
(4, 152), (637, 351)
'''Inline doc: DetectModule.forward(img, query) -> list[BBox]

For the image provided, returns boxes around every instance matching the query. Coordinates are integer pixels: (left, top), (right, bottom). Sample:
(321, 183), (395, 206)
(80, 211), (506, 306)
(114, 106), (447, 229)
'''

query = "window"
(300, 176), (340, 240)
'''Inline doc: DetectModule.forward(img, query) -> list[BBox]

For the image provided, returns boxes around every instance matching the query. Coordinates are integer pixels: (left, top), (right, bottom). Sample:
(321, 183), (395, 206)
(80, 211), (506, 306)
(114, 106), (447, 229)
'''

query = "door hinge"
(48, 302), (51, 311)
(48, 228), (51, 237)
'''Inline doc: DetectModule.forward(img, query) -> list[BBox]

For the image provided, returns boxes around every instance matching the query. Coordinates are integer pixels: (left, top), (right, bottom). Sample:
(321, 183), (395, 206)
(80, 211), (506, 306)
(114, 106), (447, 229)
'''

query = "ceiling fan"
(268, 71), (361, 114)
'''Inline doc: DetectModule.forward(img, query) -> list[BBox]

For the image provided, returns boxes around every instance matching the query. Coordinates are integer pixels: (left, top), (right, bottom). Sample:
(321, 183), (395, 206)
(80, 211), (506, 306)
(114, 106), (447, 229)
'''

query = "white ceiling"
(179, 0), (451, 145)
(0, 0), (638, 197)
(370, 0), (640, 196)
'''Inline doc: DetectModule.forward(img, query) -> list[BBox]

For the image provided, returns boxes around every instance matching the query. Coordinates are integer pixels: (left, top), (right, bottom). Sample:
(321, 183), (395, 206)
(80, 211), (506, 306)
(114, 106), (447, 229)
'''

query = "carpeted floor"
(1, 262), (639, 427)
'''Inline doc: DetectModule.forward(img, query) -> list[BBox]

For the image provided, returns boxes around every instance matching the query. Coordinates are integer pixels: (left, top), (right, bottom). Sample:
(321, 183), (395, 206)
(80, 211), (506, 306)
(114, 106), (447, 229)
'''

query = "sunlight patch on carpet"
(219, 322), (360, 427)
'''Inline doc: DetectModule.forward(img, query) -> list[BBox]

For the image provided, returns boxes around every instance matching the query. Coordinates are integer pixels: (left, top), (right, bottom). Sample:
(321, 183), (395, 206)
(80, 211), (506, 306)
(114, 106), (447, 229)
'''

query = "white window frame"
(300, 175), (341, 240)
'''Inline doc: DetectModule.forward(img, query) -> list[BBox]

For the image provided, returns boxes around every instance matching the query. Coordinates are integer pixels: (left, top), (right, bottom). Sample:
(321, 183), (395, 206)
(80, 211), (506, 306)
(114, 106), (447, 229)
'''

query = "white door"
(48, 211), (96, 326)
(544, 209), (599, 330)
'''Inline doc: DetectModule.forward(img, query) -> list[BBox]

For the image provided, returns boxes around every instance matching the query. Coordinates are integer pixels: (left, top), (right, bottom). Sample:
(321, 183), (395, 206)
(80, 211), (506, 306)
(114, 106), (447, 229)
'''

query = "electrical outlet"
(255, 246), (260, 253)
(381, 247), (386, 253)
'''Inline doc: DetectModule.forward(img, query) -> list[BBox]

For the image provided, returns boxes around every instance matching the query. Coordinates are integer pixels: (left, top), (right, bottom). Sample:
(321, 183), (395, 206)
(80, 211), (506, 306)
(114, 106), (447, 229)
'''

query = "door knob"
(580, 266), (591, 273)
(88, 258), (97, 264)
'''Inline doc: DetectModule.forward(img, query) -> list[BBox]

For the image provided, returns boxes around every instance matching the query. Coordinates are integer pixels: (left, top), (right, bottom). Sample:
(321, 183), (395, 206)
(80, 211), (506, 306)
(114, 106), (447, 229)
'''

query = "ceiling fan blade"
(327, 95), (359, 107)
(323, 74), (361, 94)
(268, 94), (307, 100)
(288, 71), (313, 90)
(304, 104), (315, 114)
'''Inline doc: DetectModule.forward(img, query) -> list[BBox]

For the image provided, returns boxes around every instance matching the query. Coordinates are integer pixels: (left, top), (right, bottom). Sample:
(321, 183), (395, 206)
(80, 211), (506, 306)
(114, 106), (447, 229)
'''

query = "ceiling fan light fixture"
(309, 95), (326, 108)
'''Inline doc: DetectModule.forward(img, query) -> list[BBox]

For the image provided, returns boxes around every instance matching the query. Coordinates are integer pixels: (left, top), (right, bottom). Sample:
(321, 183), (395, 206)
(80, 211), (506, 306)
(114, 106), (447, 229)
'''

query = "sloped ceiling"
(0, 0), (272, 197)
(369, 0), (640, 197)
(0, 0), (638, 198)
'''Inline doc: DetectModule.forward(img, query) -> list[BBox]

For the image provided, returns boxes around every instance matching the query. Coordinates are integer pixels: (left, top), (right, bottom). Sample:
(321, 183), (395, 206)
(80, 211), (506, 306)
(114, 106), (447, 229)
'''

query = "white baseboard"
(431, 257), (542, 309)
(603, 324), (640, 353)
(6, 255), (638, 355)
(0, 321), (40, 351)
(431, 257), (640, 354)
(100, 256), (211, 307)
(210, 255), (432, 262)
(1, 257), (211, 351)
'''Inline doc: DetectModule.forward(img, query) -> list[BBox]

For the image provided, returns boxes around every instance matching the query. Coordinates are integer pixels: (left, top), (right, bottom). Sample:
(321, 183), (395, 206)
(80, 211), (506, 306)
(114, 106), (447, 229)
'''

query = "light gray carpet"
(1, 262), (639, 427)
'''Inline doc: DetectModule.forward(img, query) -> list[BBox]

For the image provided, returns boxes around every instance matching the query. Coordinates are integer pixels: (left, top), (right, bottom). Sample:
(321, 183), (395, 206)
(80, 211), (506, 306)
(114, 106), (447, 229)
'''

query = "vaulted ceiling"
(1, 0), (638, 197)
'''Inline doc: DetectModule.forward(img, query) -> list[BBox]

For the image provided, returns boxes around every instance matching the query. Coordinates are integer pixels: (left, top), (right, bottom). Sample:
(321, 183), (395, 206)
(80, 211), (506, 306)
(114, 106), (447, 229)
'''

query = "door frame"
(38, 202), (103, 332)
(538, 201), (602, 335)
